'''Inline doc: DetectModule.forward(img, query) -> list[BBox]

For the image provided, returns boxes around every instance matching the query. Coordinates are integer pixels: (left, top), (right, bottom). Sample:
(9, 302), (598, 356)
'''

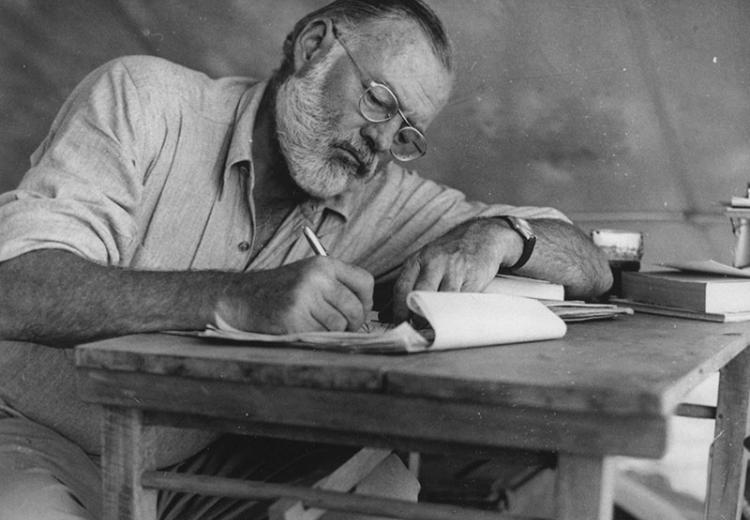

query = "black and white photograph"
(0, 1), (748, 519)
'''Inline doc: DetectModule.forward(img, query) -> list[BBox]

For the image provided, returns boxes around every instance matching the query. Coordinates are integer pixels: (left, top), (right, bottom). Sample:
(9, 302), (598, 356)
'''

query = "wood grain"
(102, 407), (157, 520)
(79, 369), (668, 458)
(76, 315), (750, 416)
(705, 346), (750, 520)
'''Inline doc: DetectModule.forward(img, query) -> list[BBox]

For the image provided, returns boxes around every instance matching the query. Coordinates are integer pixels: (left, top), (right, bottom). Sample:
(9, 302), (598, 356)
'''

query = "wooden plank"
(146, 410), (554, 460)
(705, 346), (750, 520)
(78, 369), (668, 457)
(674, 403), (716, 419)
(269, 447), (392, 520)
(140, 471), (534, 520)
(556, 454), (614, 520)
(75, 333), (387, 392)
(101, 407), (157, 520)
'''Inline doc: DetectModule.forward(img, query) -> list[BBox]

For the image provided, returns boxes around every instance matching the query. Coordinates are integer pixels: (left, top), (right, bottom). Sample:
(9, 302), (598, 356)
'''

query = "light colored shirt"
(0, 55), (566, 277)
(0, 56), (568, 465)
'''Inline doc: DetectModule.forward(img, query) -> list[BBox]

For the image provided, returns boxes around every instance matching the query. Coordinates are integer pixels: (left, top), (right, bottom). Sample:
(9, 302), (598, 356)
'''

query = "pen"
(302, 225), (372, 332)
(303, 225), (328, 256)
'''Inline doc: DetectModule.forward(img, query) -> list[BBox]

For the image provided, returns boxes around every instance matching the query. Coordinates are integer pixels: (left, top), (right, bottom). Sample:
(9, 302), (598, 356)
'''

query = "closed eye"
(366, 85), (397, 113)
(365, 88), (384, 107)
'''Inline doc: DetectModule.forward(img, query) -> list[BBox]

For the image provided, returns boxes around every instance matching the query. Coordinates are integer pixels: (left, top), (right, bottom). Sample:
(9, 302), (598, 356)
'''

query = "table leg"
(102, 406), (158, 520)
(705, 347), (750, 520)
(556, 453), (614, 520)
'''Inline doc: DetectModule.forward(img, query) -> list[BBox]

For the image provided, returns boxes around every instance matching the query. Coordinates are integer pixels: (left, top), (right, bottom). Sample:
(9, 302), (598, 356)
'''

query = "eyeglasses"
(332, 26), (427, 161)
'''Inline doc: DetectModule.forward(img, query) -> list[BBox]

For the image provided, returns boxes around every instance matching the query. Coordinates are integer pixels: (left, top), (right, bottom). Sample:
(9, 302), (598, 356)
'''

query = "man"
(0, 0), (612, 518)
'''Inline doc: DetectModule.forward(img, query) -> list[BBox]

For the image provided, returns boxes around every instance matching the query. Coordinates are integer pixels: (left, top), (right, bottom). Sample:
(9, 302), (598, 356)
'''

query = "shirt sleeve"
(348, 164), (571, 279)
(0, 58), (149, 266)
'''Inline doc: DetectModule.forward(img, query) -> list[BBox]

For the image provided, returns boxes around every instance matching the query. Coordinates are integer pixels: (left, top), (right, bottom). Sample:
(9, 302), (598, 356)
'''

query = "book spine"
(621, 274), (708, 312)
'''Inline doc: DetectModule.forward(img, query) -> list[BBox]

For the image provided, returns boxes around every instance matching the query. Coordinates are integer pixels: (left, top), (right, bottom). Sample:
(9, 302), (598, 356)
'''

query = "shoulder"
(88, 56), (257, 124)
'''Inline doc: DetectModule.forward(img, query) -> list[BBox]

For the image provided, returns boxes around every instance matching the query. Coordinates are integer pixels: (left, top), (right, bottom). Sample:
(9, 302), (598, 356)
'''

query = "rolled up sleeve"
(0, 58), (148, 266)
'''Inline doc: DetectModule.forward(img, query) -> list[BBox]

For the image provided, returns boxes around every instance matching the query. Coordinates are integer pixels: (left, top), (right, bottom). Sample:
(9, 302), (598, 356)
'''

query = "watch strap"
(498, 216), (536, 270)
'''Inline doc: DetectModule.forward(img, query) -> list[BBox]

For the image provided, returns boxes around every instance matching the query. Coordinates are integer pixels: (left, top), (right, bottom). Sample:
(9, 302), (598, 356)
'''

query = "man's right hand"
(0, 251), (374, 346)
(215, 257), (374, 334)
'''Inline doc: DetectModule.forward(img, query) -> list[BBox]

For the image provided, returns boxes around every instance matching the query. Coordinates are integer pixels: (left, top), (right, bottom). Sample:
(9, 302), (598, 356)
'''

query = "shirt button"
(238, 241), (251, 252)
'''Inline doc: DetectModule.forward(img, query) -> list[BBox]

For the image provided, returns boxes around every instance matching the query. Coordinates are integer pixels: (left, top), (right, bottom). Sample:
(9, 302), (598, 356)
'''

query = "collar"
(224, 81), (266, 180)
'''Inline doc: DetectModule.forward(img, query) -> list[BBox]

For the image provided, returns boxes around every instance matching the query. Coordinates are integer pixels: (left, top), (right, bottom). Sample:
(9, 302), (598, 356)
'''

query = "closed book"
(621, 271), (750, 313)
(483, 274), (565, 301)
(610, 298), (750, 323)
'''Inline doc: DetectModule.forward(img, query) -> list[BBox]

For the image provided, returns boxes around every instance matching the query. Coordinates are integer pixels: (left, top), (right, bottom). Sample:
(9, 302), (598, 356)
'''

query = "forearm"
(0, 250), (231, 347)
(516, 218), (613, 299)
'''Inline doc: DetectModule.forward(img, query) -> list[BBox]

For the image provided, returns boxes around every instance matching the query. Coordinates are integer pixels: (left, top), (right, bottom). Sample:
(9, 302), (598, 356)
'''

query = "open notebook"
(201, 291), (567, 354)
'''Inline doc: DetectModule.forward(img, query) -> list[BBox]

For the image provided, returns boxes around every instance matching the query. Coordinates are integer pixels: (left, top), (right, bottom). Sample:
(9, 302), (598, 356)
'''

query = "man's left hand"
(391, 218), (521, 322)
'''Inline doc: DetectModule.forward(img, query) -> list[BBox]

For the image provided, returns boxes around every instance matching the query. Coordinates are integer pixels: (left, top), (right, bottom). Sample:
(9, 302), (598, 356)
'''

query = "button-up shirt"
(0, 55), (567, 279)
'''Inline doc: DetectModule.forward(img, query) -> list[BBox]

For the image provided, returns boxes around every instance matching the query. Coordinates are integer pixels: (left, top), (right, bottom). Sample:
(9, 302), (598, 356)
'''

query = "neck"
(251, 75), (307, 207)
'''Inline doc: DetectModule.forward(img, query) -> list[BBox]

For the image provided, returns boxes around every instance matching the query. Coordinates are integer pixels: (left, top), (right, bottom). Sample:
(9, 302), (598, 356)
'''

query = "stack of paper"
(486, 274), (631, 321)
(542, 300), (633, 322)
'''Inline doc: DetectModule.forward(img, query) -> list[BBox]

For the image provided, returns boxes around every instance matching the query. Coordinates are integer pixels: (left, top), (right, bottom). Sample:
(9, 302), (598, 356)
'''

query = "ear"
(292, 18), (336, 74)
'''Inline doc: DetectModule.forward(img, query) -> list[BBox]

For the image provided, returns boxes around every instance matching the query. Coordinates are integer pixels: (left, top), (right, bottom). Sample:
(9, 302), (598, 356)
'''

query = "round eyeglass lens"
(391, 126), (427, 161)
(359, 84), (398, 122)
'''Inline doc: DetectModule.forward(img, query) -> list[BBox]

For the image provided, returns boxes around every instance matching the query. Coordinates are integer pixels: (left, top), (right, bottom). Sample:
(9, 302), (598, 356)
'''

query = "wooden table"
(75, 314), (750, 520)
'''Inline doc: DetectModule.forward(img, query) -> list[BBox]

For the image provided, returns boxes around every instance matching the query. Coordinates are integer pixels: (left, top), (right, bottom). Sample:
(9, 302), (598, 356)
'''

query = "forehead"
(348, 20), (453, 124)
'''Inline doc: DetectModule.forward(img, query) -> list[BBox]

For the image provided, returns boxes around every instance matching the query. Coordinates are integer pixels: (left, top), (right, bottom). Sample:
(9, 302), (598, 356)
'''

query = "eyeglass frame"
(331, 24), (428, 161)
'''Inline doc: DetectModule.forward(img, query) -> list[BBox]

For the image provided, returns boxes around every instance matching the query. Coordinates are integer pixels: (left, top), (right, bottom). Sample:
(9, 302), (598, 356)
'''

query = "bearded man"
(0, 0), (611, 518)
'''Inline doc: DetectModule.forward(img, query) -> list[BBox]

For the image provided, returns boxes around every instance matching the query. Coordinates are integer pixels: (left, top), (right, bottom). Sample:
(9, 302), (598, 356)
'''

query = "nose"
(360, 117), (402, 156)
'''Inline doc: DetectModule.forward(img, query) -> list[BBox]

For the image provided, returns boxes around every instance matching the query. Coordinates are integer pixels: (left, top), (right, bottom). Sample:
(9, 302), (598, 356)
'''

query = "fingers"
(329, 258), (374, 314)
(391, 247), (497, 323)
(309, 299), (352, 332)
(224, 257), (374, 334)
(393, 255), (465, 323)
(296, 257), (374, 332)
(314, 292), (366, 332)
(392, 256), (420, 323)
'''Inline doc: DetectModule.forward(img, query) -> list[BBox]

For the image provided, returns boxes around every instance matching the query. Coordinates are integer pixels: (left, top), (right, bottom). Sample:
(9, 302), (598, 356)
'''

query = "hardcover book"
(621, 270), (750, 314)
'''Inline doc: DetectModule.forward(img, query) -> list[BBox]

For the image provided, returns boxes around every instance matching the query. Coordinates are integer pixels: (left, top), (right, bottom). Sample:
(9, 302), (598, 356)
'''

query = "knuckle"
(307, 256), (331, 274)
(327, 312), (347, 332)
(363, 272), (375, 292)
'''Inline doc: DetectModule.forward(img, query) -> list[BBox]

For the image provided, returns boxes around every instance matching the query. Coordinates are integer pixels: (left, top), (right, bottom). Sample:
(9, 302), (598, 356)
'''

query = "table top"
(76, 313), (750, 418)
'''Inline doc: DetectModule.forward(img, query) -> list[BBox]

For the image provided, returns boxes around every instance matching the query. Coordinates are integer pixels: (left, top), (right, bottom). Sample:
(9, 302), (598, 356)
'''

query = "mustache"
(332, 139), (377, 176)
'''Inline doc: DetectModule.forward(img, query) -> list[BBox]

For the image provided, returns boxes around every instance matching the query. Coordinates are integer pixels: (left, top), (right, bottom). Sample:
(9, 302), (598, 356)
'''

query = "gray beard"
(275, 50), (354, 199)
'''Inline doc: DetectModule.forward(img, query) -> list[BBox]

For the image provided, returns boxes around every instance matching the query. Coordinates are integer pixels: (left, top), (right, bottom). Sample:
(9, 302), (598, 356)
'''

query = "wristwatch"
(498, 216), (536, 270)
